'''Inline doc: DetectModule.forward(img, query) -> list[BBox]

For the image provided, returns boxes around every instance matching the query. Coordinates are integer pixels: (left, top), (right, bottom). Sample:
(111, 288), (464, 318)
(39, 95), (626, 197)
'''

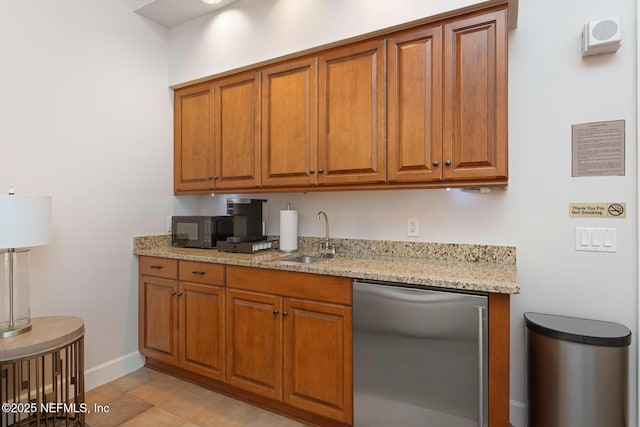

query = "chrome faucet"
(316, 211), (336, 257)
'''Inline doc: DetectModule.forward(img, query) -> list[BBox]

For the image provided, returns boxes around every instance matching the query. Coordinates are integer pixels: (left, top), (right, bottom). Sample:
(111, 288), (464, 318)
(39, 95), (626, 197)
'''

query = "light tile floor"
(85, 367), (307, 427)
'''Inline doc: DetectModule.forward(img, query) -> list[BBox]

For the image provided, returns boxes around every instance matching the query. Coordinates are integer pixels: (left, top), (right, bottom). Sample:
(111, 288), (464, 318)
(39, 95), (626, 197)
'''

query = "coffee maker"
(217, 198), (273, 253)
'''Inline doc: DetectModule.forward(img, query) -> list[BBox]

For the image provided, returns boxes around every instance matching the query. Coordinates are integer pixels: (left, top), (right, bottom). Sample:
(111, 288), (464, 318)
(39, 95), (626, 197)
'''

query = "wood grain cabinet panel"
(283, 298), (353, 423)
(213, 71), (261, 189)
(443, 7), (508, 180)
(387, 25), (443, 183)
(318, 39), (386, 185)
(174, 84), (215, 192)
(225, 289), (283, 401)
(179, 282), (225, 381)
(262, 58), (318, 187)
(139, 275), (179, 365)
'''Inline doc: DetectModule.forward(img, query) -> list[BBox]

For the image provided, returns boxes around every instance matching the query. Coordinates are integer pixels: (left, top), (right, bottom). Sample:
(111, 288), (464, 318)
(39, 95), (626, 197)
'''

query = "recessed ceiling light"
(201, 0), (222, 4)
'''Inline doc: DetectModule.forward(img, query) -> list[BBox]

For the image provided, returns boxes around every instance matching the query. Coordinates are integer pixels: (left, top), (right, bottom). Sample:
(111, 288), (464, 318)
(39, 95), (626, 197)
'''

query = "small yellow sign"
(569, 203), (626, 218)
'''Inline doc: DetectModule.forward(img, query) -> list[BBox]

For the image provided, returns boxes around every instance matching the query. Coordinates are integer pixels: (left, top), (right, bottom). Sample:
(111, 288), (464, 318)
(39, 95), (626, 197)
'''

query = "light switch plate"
(576, 227), (617, 252)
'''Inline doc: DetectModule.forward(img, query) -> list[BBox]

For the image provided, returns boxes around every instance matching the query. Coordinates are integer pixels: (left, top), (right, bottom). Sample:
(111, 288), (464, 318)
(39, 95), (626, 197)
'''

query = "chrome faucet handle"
(318, 243), (336, 258)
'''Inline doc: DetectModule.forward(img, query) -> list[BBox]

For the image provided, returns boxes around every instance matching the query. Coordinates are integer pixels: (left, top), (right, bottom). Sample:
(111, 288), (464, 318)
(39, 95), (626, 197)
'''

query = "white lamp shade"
(0, 195), (52, 248)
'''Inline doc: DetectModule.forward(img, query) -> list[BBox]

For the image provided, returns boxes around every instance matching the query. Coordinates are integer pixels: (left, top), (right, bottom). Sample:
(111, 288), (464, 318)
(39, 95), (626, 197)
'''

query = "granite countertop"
(134, 235), (519, 295)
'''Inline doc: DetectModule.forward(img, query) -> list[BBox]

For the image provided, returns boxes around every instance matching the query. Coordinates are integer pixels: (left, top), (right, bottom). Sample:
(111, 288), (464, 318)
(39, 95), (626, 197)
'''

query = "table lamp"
(0, 189), (52, 337)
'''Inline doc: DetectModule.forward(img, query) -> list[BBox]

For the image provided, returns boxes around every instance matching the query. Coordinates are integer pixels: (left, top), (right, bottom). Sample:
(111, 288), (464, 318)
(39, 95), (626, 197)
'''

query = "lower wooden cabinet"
(282, 298), (352, 421)
(225, 289), (282, 400)
(138, 256), (513, 426)
(139, 256), (225, 381)
(225, 266), (353, 424)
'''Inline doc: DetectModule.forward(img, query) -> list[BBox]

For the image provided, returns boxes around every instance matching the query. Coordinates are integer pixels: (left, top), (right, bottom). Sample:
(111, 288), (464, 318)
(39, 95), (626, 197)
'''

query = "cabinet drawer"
(226, 265), (351, 305)
(139, 256), (178, 279)
(179, 261), (225, 286)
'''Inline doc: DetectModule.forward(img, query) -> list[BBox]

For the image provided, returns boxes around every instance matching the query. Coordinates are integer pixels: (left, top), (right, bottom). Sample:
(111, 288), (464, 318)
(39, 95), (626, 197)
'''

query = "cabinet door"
(174, 83), (215, 192)
(443, 7), (508, 180)
(388, 25), (443, 183)
(139, 276), (179, 365)
(262, 58), (318, 187)
(225, 289), (282, 400)
(318, 39), (386, 185)
(179, 282), (225, 381)
(214, 71), (261, 189)
(283, 299), (353, 423)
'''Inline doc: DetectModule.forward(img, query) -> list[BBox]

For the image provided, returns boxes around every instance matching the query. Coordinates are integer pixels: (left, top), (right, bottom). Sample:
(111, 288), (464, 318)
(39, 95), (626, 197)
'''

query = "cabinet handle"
(282, 311), (289, 317)
(170, 291), (177, 296)
(445, 159), (451, 166)
(317, 168), (324, 173)
(176, 292), (183, 297)
(150, 265), (163, 269)
(273, 310), (279, 315)
(207, 176), (214, 180)
(213, 176), (219, 180)
(309, 169), (315, 174)
(432, 160), (439, 167)
(192, 271), (205, 275)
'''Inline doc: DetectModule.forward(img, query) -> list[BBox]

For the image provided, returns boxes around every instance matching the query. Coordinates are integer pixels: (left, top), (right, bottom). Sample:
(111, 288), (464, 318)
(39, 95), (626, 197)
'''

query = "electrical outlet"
(407, 218), (419, 237)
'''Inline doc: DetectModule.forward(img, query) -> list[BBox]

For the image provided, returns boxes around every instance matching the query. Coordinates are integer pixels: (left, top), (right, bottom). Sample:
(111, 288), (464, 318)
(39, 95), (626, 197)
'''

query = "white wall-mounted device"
(582, 16), (621, 57)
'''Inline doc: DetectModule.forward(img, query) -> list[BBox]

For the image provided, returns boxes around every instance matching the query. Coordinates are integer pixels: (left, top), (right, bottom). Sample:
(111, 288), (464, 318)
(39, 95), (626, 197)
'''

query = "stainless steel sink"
(278, 255), (326, 264)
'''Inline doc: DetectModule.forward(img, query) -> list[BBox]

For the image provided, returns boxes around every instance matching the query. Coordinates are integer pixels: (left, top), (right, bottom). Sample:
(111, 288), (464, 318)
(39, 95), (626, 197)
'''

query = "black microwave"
(171, 216), (233, 249)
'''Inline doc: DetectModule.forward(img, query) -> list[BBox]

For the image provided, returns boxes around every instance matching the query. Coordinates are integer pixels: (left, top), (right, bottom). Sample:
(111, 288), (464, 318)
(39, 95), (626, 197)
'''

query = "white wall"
(169, 0), (638, 425)
(0, 1), (174, 387)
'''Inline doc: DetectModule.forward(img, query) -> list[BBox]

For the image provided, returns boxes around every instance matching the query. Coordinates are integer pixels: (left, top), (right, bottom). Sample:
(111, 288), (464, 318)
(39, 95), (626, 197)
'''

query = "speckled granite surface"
(133, 235), (519, 294)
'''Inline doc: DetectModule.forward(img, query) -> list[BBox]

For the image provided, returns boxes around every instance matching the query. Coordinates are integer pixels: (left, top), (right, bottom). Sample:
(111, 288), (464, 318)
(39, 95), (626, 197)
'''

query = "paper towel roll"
(279, 209), (298, 252)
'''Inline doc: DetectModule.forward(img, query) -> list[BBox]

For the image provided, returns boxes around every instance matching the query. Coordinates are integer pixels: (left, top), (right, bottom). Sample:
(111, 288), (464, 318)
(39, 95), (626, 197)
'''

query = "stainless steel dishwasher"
(353, 280), (488, 427)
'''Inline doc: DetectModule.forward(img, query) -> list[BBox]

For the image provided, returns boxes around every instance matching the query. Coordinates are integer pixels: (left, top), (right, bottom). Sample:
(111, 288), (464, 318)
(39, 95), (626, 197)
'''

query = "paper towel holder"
(279, 203), (298, 253)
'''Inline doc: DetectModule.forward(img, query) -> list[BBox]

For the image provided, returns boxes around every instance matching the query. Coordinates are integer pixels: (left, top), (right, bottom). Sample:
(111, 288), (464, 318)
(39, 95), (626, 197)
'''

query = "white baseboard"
(510, 399), (528, 427)
(84, 351), (146, 391)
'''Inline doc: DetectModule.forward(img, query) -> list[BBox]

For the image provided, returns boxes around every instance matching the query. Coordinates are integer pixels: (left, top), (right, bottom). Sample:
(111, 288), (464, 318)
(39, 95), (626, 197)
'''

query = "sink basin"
(279, 255), (326, 264)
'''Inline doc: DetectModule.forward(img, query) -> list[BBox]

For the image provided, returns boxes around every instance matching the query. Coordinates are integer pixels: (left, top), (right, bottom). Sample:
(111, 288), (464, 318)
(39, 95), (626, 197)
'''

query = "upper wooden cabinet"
(174, 83), (214, 192)
(173, 5), (508, 194)
(388, 6), (507, 183)
(261, 58), (318, 188)
(214, 71), (261, 189)
(174, 73), (260, 193)
(387, 25), (443, 183)
(318, 39), (386, 185)
(443, 8), (508, 181)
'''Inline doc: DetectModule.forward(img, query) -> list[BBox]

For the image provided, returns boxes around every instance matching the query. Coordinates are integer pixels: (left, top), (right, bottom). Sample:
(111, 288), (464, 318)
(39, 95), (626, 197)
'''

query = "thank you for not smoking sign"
(569, 202), (626, 218)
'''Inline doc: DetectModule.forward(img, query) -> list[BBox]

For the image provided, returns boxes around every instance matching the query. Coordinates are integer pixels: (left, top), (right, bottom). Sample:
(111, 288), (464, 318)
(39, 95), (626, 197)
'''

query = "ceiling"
(133, 0), (240, 28)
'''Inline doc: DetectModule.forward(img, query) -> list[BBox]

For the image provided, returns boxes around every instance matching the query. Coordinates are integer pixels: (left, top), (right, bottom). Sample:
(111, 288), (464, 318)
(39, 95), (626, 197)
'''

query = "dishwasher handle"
(477, 305), (485, 427)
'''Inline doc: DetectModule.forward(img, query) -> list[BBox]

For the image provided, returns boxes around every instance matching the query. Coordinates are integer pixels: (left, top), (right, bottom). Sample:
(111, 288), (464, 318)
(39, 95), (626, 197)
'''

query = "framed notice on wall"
(572, 120), (625, 177)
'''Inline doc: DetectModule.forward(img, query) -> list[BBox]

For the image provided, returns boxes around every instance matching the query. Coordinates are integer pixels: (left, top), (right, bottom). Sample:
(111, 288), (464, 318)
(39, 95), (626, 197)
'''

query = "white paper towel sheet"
(279, 209), (298, 252)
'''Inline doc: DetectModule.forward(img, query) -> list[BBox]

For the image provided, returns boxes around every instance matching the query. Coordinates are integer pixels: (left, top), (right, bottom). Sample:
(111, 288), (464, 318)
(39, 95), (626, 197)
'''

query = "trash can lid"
(524, 312), (631, 347)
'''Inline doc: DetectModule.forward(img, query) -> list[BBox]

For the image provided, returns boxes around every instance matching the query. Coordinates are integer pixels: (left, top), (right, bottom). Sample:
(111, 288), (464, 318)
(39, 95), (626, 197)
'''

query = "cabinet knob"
(176, 292), (183, 297)
(432, 160), (439, 167)
(309, 169), (315, 174)
(170, 291), (177, 296)
(445, 160), (451, 166)
(273, 310), (279, 315)
(318, 168), (324, 173)
(213, 176), (219, 180)
(282, 311), (289, 317)
(207, 176), (214, 180)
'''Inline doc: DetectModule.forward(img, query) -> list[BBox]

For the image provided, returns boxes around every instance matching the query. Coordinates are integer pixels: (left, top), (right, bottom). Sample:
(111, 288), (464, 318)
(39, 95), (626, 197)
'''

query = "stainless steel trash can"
(525, 312), (631, 427)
